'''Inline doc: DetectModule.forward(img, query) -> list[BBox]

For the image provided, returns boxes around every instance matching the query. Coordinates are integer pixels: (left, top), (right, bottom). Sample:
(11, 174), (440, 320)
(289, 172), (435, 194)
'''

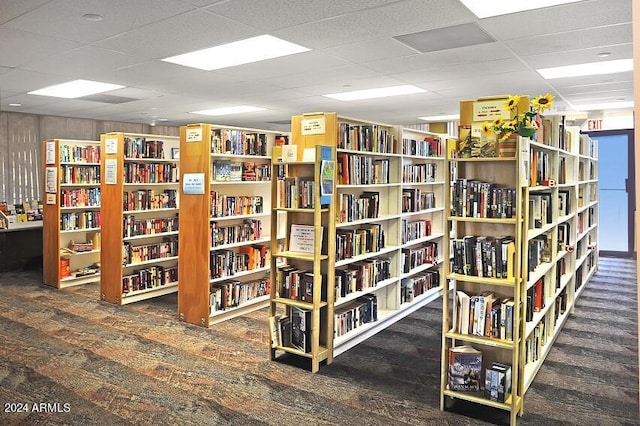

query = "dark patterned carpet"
(0, 257), (637, 425)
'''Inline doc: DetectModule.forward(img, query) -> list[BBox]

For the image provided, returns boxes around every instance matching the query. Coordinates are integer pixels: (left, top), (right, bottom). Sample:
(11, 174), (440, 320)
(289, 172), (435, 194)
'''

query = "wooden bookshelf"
(43, 139), (101, 288)
(177, 123), (283, 327)
(268, 144), (336, 373)
(99, 132), (179, 305)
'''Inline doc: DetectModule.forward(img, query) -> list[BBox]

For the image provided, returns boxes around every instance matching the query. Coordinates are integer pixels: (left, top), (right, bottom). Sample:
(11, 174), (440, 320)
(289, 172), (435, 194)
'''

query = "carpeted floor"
(0, 257), (637, 425)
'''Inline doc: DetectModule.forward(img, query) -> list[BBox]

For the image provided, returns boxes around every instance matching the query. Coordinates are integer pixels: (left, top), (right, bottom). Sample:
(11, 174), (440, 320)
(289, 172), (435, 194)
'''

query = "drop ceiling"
(0, 0), (633, 132)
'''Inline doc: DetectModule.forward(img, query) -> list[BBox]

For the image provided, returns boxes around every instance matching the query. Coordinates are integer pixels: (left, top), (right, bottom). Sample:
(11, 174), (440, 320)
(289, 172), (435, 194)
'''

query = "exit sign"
(587, 119), (602, 130)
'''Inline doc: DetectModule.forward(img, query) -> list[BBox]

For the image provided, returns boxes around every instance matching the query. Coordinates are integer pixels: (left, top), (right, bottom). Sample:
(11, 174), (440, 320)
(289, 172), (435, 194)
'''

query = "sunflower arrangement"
(483, 94), (555, 140)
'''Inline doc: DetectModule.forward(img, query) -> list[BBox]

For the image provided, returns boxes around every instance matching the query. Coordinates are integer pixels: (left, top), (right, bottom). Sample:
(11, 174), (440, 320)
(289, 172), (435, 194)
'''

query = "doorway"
(585, 129), (635, 257)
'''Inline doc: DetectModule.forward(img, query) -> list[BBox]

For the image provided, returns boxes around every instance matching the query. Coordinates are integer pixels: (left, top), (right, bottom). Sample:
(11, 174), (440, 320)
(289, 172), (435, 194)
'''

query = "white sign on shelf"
(105, 159), (118, 184)
(301, 117), (326, 135)
(289, 224), (323, 254)
(45, 167), (57, 193)
(46, 193), (56, 205)
(105, 137), (118, 154)
(183, 173), (205, 194)
(45, 141), (56, 165)
(472, 99), (509, 122)
(186, 127), (203, 143)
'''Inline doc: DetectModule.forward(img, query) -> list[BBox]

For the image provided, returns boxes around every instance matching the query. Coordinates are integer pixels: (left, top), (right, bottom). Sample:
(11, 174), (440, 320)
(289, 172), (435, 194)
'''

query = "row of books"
(336, 224), (385, 262)
(124, 162), (178, 184)
(269, 306), (311, 352)
(401, 189), (435, 213)
(123, 189), (177, 211)
(402, 162), (438, 184)
(337, 191), (379, 224)
(526, 277), (545, 322)
(60, 188), (100, 208)
(401, 218), (432, 245)
(210, 245), (269, 280)
(525, 320), (547, 365)
(450, 236), (515, 279)
(60, 211), (101, 231)
(209, 276), (270, 314)
(530, 148), (552, 187)
(210, 219), (262, 248)
(61, 164), (100, 184)
(122, 237), (178, 266)
(558, 190), (571, 217)
(122, 265), (177, 294)
(123, 214), (178, 239)
(529, 192), (552, 230)
(338, 122), (395, 153)
(447, 345), (512, 403)
(455, 291), (515, 341)
(274, 266), (316, 302)
(336, 154), (389, 185)
(335, 258), (391, 300)
(276, 176), (316, 209)
(402, 136), (442, 157)
(400, 270), (439, 304)
(528, 233), (551, 274)
(211, 129), (268, 156)
(450, 179), (516, 218)
(334, 294), (378, 338)
(212, 161), (270, 182)
(123, 137), (165, 159)
(401, 243), (438, 273)
(210, 192), (263, 218)
(60, 144), (100, 163)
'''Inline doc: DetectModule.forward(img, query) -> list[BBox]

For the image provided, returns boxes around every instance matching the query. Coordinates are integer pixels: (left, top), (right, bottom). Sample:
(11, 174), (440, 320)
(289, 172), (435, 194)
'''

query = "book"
(448, 345), (482, 391)
(269, 315), (281, 347)
(485, 362), (512, 402)
(291, 306), (311, 353)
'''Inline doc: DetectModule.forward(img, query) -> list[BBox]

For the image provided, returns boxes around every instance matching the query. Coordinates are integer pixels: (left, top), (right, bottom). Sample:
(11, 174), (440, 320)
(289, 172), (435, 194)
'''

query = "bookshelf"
(440, 97), (599, 424)
(177, 123), (283, 327)
(43, 139), (102, 288)
(99, 132), (180, 305)
(268, 144), (336, 373)
(274, 112), (445, 366)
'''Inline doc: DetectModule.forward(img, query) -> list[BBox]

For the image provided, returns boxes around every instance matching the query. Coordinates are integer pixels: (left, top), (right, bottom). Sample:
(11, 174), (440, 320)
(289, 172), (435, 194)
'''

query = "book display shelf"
(440, 97), (599, 425)
(43, 139), (102, 288)
(99, 132), (180, 305)
(177, 123), (283, 327)
(268, 144), (336, 373)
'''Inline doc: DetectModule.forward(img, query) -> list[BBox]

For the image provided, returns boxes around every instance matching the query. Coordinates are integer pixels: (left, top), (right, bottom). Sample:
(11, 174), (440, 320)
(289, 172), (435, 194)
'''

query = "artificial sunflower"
(504, 95), (521, 111)
(531, 93), (554, 111)
(482, 121), (493, 135)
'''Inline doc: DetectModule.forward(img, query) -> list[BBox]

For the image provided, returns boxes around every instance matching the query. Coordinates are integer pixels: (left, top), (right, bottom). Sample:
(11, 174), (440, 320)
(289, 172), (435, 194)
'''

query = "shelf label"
(301, 117), (325, 135)
(183, 173), (205, 194)
(472, 99), (509, 121)
(105, 159), (117, 184)
(186, 127), (203, 143)
(45, 167), (57, 193)
(46, 193), (56, 205)
(45, 141), (56, 164)
(105, 137), (118, 154)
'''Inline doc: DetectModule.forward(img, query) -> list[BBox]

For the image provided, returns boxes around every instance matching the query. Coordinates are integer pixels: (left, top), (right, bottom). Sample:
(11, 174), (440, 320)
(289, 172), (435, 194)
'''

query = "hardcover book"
(448, 345), (482, 392)
(291, 306), (311, 353)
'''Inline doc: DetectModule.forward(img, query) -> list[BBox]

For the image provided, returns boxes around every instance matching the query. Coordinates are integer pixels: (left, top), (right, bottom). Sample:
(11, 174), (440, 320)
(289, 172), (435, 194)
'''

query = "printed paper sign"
(301, 117), (326, 135)
(183, 173), (205, 194)
(186, 127), (203, 143)
(45, 141), (56, 164)
(105, 137), (118, 154)
(105, 159), (117, 184)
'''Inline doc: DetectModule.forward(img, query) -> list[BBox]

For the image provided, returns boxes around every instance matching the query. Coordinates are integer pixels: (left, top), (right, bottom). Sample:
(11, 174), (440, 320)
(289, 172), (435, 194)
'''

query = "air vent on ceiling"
(79, 94), (139, 104)
(393, 22), (495, 53)
(267, 120), (293, 125)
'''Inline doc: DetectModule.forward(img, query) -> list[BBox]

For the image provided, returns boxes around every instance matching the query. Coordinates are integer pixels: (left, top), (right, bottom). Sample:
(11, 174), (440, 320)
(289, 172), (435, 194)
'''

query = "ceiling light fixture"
(28, 79), (125, 98)
(572, 101), (634, 111)
(8, 103), (22, 107)
(82, 13), (103, 22)
(597, 51), (612, 58)
(323, 85), (426, 101)
(162, 35), (310, 71)
(418, 114), (460, 122)
(459, 0), (583, 18)
(537, 58), (633, 79)
(191, 106), (266, 116)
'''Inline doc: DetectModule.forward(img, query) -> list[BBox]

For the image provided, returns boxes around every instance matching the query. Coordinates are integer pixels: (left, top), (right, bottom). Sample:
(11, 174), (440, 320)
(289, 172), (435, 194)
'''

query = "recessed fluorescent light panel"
(571, 101), (634, 111)
(162, 35), (310, 71)
(459, 0), (583, 18)
(28, 79), (125, 98)
(537, 59), (633, 79)
(419, 114), (460, 122)
(324, 85), (426, 101)
(191, 106), (266, 116)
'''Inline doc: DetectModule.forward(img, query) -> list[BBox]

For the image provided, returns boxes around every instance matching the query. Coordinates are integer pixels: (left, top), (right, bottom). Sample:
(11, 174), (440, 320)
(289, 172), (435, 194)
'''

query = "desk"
(0, 221), (43, 271)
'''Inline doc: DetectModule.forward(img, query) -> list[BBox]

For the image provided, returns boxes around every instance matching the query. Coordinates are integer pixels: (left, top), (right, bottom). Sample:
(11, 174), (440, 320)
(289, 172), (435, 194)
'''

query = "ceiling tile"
(273, 0), (475, 49)
(479, 0), (632, 41)
(0, 28), (80, 68)
(257, 64), (380, 91)
(0, 0), (51, 25)
(521, 44), (633, 69)
(94, 9), (258, 60)
(324, 38), (417, 63)
(3, 0), (195, 43)
(91, 61), (209, 90)
(20, 46), (144, 79)
(0, 69), (70, 93)
(506, 23), (632, 57)
(393, 58), (529, 85)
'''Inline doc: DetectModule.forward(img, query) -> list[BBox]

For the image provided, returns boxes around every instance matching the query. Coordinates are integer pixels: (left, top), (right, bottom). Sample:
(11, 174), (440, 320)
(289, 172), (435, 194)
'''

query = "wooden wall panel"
(39, 116), (97, 141)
